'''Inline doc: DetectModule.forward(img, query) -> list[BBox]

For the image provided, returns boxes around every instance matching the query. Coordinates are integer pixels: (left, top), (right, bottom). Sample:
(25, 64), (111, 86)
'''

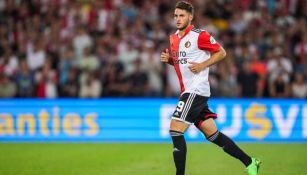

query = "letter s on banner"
(246, 103), (272, 140)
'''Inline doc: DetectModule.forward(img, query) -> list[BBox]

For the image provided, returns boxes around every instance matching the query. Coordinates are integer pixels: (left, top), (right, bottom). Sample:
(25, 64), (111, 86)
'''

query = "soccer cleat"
(246, 158), (261, 175)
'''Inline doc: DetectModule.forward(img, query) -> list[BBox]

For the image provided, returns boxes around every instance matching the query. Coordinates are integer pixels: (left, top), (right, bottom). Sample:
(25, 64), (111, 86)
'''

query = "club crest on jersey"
(185, 41), (191, 48)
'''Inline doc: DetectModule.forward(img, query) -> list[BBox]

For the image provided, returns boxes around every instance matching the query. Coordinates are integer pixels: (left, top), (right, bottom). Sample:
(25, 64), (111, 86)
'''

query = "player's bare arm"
(189, 46), (226, 73)
(160, 48), (174, 65)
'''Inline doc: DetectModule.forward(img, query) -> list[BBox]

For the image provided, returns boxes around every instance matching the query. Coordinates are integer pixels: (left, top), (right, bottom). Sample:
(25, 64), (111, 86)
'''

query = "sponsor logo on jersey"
(174, 58), (188, 64)
(210, 36), (216, 44)
(171, 51), (189, 64)
(185, 41), (191, 48)
(171, 51), (187, 57)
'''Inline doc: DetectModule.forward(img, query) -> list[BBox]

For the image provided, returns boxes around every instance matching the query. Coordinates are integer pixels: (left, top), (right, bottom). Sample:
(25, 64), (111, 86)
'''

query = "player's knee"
(203, 128), (218, 138)
(198, 121), (218, 138)
(170, 119), (189, 132)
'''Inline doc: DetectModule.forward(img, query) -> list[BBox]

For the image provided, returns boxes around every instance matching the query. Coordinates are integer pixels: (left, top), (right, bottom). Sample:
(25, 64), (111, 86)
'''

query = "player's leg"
(197, 118), (261, 174)
(170, 119), (189, 175)
(198, 118), (252, 166)
(170, 93), (198, 175)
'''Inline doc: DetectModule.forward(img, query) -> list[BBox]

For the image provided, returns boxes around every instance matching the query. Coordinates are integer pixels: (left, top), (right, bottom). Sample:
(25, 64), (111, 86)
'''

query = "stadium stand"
(0, 0), (305, 98)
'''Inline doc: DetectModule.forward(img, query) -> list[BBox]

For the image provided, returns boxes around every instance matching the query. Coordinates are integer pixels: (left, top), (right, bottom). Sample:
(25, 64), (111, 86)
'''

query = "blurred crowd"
(0, 0), (306, 98)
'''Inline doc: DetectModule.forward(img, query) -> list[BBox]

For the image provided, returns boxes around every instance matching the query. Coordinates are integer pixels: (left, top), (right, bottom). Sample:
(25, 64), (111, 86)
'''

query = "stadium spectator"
(0, 46), (18, 77)
(218, 54), (239, 97)
(79, 71), (101, 98)
(118, 41), (139, 75)
(26, 39), (46, 71)
(60, 68), (79, 97)
(77, 46), (99, 71)
(237, 61), (260, 97)
(250, 53), (267, 97)
(15, 59), (35, 97)
(73, 25), (93, 60)
(269, 73), (290, 98)
(140, 41), (163, 96)
(291, 72), (307, 98)
(58, 48), (76, 85)
(102, 61), (130, 97)
(267, 47), (293, 84)
(35, 60), (58, 98)
(229, 11), (248, 34)
(293, 33), (307, 72)
(0, 73), (16, 98)
(128, 58), (149, 97)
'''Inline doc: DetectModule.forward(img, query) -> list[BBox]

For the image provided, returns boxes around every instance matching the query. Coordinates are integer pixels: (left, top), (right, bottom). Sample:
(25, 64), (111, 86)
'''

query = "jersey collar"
(176, 25), (194, 39)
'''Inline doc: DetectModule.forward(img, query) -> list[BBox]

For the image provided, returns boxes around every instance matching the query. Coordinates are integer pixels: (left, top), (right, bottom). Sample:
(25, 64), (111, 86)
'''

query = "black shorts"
(172, 93), (217, 128)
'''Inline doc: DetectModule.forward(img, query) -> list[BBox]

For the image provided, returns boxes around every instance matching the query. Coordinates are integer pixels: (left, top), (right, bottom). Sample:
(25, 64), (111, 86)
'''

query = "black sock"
(170, 130), (187, 175)
(207, 131), (252, 167)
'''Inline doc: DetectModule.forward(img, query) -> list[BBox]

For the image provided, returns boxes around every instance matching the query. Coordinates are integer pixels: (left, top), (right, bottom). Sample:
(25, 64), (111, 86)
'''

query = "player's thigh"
(198, 118), (218, 138)
(170, 119), (190, 133)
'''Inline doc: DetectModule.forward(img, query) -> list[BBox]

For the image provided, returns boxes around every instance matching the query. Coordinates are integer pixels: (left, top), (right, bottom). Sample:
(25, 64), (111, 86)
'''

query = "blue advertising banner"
(0, 99), (306, 142)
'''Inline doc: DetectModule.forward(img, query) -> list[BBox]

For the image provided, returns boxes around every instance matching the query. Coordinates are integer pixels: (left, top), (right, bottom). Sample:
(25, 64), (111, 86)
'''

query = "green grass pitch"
(0, 143), (306, 175)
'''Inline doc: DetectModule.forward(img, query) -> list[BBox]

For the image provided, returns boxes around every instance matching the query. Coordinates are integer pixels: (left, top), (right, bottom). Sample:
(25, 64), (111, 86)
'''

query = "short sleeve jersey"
(169, 25), (220, 97)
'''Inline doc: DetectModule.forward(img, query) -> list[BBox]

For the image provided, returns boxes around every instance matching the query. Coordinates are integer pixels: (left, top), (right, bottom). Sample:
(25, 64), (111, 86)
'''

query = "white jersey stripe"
(181, 93), (196, 121)
(179, 93), (193, 121)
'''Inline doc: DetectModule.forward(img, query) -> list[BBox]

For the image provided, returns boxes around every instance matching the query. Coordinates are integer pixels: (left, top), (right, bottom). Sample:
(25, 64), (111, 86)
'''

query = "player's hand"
(189, 61), (205, 74)
(160, 49), (170, 63)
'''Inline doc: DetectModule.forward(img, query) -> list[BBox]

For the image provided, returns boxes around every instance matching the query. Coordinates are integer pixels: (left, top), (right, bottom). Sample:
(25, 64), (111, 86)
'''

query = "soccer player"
(160, 1), (261, 175)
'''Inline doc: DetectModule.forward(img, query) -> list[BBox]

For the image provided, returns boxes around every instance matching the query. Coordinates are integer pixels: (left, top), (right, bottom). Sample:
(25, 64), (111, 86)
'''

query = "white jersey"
(169, 25), (220, 97)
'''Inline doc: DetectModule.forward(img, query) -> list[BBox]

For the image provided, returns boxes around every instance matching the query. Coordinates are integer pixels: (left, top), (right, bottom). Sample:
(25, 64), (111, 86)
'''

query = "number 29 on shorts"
(176, 101), (185, 112)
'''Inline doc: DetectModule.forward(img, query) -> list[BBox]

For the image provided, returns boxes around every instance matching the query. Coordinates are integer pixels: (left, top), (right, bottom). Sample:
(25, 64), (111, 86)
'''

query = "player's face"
(174, 8), (193, 31)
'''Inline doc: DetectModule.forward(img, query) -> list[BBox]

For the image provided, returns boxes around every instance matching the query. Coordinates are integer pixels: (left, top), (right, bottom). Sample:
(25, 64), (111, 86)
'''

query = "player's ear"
(189, 14), (193, 21)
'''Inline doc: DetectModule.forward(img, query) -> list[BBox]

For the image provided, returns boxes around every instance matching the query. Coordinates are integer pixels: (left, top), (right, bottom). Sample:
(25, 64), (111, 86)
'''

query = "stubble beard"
(178, 21), (190, 31)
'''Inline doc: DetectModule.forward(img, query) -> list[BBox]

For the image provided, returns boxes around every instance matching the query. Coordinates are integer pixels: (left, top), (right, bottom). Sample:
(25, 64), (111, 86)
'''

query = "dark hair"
(175, 1), (194, 14)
